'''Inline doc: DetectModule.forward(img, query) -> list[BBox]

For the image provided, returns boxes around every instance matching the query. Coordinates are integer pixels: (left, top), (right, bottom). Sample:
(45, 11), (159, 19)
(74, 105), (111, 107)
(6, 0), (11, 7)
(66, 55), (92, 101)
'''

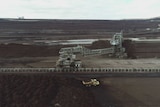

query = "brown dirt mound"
(0, 43), (62, 57)
(87, 40), (111, 49)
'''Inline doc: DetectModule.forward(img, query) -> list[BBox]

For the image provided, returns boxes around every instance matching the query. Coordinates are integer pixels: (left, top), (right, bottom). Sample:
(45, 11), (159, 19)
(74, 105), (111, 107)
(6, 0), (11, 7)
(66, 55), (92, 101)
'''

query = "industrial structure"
(56, 32), (127, 68)
(1, 32), (160, 86)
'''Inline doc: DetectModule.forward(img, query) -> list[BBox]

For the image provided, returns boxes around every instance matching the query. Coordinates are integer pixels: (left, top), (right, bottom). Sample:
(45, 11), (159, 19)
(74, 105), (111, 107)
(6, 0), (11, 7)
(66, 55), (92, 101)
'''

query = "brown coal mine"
(0, 40), (111, 58)
(91, 39), (160, 59)
(1, 19), (160, 107)
(0, 74), (99, 107)
(0, 39), (160, 58)
(1, 42), (160, 107)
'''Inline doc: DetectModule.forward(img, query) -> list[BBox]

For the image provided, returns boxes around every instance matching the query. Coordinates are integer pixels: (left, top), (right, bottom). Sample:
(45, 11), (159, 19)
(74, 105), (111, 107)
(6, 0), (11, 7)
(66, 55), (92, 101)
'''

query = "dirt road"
(90, 77), (160, 107)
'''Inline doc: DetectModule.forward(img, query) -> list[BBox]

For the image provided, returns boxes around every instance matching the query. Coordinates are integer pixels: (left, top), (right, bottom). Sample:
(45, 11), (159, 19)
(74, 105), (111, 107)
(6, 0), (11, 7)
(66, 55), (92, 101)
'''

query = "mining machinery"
(82, 79), (100, 87)
(1, 32), (160, 86)
(56, 32), (127, 68)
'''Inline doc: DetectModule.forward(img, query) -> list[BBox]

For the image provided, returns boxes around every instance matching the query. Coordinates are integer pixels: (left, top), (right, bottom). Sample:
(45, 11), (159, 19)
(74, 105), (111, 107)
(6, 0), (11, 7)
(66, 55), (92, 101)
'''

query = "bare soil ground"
(97, 77), (160, 107)
(0, 74), (99, 107)
(0, 41), (160, 107)
(1, 55), (160, 107)
(1, 18), (160, 107)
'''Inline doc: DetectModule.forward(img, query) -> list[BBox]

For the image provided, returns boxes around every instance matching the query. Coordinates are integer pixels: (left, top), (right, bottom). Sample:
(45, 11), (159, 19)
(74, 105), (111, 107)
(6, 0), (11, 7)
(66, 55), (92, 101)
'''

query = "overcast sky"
(0, 0), (159, 19)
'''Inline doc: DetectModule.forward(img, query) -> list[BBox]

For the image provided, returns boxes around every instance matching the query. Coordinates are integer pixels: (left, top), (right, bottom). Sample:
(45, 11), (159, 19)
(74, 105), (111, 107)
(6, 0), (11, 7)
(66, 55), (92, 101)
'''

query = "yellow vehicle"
(82, 79), (100, 87)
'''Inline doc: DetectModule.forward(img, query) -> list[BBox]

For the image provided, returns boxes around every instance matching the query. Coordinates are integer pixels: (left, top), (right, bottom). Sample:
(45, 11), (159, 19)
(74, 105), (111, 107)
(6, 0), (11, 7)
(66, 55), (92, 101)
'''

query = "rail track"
(1, 67), (160, 77)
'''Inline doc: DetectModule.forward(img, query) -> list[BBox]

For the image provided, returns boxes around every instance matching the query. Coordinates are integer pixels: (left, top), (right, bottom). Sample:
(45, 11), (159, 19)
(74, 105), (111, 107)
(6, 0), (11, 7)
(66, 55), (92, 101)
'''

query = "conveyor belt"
(1, 67), (160, 77)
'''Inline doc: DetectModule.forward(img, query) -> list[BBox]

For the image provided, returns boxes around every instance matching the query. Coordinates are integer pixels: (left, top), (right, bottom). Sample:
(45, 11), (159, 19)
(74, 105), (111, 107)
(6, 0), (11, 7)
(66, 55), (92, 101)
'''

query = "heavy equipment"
(1, 32), (160, 87)
(82, 79), (100, 86)
(56, 32), (127, 68)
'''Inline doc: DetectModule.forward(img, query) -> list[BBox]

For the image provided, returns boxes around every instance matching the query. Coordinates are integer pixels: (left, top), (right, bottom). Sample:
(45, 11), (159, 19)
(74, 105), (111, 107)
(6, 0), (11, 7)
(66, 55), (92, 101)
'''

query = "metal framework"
(56, 32), (127, 68)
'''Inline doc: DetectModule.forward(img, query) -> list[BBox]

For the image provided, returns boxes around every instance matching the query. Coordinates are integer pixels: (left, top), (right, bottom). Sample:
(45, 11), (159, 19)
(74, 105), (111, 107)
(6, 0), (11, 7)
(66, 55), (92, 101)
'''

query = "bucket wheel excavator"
(56, 32), (127, 68)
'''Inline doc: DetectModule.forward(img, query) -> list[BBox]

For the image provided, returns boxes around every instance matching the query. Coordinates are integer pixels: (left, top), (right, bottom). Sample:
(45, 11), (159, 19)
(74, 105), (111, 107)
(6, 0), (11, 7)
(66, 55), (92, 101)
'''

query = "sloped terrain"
(0, 74), (99, 107)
